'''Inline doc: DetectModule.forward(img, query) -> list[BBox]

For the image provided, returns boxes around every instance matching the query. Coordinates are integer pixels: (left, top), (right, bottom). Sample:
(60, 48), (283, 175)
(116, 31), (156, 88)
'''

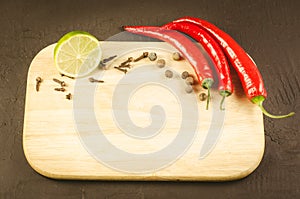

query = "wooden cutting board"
(23, 42), (264, 181)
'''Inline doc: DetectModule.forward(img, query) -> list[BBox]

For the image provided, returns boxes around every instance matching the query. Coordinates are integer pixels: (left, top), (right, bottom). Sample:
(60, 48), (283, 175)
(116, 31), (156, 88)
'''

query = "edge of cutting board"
(23, 42), (265, 181)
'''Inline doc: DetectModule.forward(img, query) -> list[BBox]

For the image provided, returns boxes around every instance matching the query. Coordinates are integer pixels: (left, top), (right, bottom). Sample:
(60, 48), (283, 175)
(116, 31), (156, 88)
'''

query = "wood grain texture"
(23, 42), (264, 181)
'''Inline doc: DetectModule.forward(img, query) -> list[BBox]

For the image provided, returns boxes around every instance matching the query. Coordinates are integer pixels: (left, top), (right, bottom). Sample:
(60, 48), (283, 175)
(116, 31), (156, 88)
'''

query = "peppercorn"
(156, 59), (166, 68)
(165, 70), (173, 78)
(185, 76), (194, 85)
(199, 93), (207, 101)
(148, 52), (157, 61)
(181, 71), (189, 79)
(172, 52), (181, 60)
(185, 85), (193, 93)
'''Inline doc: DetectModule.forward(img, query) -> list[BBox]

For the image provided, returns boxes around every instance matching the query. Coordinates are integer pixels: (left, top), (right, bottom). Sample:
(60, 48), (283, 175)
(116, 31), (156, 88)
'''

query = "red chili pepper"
(162, 21), (233, 110)
(171, 16), (294, 118)
(123, 26), (214, 109)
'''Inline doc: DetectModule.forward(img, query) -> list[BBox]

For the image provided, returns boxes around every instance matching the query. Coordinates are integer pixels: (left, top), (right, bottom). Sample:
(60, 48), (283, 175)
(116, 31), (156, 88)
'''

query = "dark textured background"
(0, 0), (299, 198)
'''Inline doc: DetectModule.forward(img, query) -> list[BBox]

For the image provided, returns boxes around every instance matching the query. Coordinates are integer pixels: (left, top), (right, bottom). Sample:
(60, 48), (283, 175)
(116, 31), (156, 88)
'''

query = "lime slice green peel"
(54, 31), (102, 78)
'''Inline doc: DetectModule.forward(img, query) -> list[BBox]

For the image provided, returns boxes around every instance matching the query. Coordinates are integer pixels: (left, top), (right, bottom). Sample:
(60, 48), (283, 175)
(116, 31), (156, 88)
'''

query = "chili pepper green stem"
(202, 78), (213, 110)
(206, 88), (211, 110)
(219, 90), (231, 110)
(252, 96), (295, 119)
(220, 96), (225, 110)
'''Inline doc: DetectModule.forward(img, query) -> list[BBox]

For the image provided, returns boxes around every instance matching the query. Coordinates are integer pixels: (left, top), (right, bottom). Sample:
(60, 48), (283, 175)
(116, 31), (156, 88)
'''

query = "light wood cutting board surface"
(23, 42), (264, 181)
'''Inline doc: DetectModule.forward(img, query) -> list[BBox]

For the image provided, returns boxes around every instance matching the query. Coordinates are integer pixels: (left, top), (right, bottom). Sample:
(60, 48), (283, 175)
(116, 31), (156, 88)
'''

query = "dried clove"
(53, 78), (66, 87)
(99, 55), (117, 67)
(66, 93), (72, 100)
(114, 66), (127, 74)
(120, 57), (133, 66)
(103, 55), (117, 63)
(54, 87), (66, 92)
(134, 52), (148, 62)
(118, 63), (131, 68)
(36, 77), (42, 92)
(60, 73), (75, 79)
(89, 77), (104, 83)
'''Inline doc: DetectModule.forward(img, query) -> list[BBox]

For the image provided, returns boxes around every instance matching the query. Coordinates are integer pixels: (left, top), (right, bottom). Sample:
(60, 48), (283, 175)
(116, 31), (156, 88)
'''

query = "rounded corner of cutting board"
(33, 43), (56, 59)
(23, 141), (64, 180)
(230, 146), (264, 181)
(23, 139), (68, 179)
(28, 44), (56, 71)
(246, 138), (265, 177)
(226, 137), (265, 181)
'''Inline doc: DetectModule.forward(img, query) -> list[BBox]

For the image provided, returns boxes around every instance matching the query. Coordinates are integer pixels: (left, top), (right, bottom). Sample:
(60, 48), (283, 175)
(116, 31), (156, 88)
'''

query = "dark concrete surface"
(0, 0), (299, 198)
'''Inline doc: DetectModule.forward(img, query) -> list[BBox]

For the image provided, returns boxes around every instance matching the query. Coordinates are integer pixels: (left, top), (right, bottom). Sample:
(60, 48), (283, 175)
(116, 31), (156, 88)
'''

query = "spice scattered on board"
(156, 59), (166, 68)
(165, 70), (173, 78)
(66, 93), (72, 100)
(134, 52), (148, 62)
(53, 78), (66, 87)
(118, 63), (131, 69)
(172, 52), (182, 61)
(185, 85), (193, 93)
(185, 76), (194, 85)
(199, 93), (207, 101)
(35, 77), (42, 92)
(148, 52), (157, 61)
(100, 55), (117, 67)
(181, 71), (189, 79)
(120, 57), (133, 66)
(60, 73), (75, 79)
(54, 87), (66, 92)
(114, 66), (127, 74)
(89, 77), (104, 83)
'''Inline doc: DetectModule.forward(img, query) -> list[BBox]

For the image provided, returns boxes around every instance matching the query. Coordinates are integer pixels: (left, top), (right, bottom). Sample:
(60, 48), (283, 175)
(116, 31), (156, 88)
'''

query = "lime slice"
(54, 31), (102, 78)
